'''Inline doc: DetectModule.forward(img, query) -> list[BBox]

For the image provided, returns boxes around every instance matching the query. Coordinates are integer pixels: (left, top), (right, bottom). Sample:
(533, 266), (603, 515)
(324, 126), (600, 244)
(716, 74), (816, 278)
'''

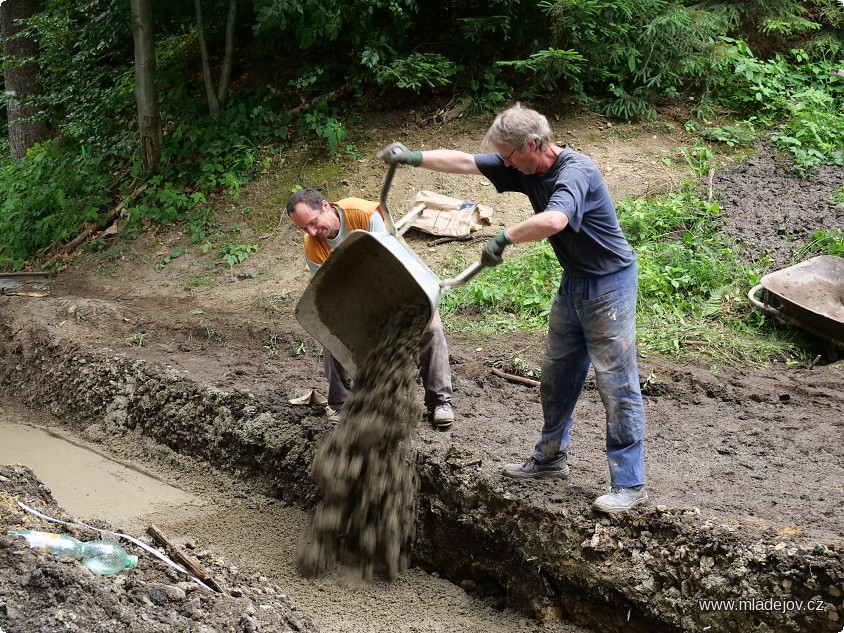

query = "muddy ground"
(0, 110), (843, 633)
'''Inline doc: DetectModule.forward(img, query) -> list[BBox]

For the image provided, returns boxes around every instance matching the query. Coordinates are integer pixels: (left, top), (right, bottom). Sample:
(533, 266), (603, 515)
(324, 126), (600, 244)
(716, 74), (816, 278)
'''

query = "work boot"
(502, 455), (569, 479)
(592, 485), (648, 514)
(429, 402), (454, 431)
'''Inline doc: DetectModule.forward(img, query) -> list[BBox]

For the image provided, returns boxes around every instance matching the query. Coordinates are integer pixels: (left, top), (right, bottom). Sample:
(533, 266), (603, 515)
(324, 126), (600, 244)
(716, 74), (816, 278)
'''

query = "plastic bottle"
(80, 539), (139, 575)
(7, 529), (138, 575)
(6, 529), (84, 557)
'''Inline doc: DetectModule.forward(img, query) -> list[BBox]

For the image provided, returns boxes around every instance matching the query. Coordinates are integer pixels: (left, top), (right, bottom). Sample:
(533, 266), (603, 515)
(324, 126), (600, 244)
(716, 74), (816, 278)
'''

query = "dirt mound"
(714, 144), (844, 269)
(0, 464), (320, 633)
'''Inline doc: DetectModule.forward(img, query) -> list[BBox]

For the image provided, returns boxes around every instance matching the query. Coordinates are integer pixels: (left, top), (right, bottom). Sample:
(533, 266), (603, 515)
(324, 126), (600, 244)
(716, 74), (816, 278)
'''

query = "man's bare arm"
(419, 149), (482, 175)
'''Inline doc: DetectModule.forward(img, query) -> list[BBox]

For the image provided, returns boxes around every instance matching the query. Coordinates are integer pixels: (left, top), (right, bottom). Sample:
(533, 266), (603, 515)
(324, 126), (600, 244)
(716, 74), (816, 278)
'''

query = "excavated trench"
(1, 298), (842, 633)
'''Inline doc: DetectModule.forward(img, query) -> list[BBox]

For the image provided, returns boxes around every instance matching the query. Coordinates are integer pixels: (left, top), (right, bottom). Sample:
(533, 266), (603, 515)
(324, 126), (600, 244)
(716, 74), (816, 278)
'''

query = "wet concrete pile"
(298, 305), (427, 581)
(1, 297), (842, 633)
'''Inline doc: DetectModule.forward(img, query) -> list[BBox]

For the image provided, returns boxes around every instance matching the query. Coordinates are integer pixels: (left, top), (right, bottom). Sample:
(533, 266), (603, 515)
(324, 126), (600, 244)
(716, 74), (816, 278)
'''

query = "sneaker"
(592, 486), (648, 514)
(502, 455), (569, 479)
(430, 402), (454, 430)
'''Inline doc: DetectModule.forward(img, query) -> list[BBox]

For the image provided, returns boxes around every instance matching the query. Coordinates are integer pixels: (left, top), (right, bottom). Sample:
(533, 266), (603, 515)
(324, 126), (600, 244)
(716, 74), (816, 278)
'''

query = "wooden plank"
(146, 524), (225, 593)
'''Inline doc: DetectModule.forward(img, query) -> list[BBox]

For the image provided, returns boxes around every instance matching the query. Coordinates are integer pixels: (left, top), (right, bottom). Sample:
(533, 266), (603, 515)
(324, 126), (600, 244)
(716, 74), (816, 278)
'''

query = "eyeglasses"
(500, 145), (520, 162)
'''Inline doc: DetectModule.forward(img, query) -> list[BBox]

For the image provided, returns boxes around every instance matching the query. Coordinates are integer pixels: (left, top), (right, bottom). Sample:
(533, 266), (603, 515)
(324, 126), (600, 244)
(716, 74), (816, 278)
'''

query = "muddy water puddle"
(0, 416), (204, 532)
(1, 403), (593, 633)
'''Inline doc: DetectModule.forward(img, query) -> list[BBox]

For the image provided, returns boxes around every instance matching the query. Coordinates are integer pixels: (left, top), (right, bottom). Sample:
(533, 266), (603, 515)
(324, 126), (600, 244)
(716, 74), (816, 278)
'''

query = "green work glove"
(481, 231), (511, 267)
(377, 142), (422, 167)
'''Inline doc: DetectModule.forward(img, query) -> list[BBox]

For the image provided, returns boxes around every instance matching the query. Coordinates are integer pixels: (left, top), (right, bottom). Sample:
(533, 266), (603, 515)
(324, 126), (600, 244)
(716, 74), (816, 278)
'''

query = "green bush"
(374, 53), (457, 92)
(539, 0), (724, 118)
(710, 41), (844, 172)
(0, 141), (113, 269)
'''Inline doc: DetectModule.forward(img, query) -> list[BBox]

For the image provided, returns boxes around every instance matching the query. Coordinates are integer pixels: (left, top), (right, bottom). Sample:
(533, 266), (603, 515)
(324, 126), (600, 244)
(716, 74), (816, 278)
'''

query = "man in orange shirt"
(286, 188), (456, 430)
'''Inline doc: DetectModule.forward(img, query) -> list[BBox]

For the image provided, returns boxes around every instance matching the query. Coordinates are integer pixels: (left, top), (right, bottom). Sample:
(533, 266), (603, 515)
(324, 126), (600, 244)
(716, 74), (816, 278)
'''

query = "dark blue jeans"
(533, 262), (646, 488)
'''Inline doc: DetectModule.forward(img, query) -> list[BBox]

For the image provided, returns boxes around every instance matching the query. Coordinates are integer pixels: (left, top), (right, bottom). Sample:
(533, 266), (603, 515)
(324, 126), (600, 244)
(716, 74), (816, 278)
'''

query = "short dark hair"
(285, 187), (327, 216)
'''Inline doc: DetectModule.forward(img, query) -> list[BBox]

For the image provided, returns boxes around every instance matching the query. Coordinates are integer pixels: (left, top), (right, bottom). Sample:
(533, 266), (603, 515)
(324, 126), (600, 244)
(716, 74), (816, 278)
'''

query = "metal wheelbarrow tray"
(295, 160), (485, 377)
(748, 255), (844, 350)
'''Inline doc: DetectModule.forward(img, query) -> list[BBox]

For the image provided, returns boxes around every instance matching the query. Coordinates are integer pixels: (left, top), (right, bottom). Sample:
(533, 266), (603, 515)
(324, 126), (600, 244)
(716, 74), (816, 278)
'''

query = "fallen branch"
(435, 96), (473, 124)
(426, 234), (480, 247)
(147, 524), (225, 593)
(288, 84), (352, 117)
(0, 271), (50, 278)
(41, 182), (149, 269)
(491, 367), (540, 388)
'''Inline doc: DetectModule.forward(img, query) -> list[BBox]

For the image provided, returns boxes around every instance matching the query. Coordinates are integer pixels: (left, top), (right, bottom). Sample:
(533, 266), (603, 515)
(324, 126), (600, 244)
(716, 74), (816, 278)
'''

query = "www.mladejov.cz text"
(698, 598), (827, 613)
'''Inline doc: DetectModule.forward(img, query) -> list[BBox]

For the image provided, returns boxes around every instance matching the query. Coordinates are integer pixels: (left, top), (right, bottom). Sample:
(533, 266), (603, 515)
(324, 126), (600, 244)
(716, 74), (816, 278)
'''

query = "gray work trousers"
(324, 311), (453, 411)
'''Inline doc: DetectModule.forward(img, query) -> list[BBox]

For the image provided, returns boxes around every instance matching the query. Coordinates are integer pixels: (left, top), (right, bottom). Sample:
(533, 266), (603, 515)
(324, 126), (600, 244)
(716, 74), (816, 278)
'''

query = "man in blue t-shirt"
(378, 103), (648, 514)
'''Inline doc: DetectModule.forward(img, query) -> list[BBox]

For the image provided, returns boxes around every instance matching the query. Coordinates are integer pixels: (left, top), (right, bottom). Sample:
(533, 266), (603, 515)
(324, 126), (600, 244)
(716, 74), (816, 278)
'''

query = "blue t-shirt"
(475, 147), (634, 276)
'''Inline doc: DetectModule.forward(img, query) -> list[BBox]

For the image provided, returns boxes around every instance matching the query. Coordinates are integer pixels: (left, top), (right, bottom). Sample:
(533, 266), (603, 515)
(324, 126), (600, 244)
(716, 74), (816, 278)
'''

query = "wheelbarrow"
(747, 255), (844, 354)
(295, 161), (486, 376)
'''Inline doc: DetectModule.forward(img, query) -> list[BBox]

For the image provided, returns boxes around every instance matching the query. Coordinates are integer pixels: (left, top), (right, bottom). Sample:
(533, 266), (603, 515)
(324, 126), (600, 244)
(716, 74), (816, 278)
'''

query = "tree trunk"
(216, 0), (237, 108)
(195, 0), (237, 119)
(130, 0), (161, 171)
(0, 0), (51, 160)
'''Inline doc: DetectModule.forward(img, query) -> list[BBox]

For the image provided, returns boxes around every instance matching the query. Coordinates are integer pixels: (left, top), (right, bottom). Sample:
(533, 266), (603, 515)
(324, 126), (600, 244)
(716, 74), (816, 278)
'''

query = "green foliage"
(439, 243), (561, 328)
(0, 141), (112, 269)
(466, 68), (510, 113)
(253, 0), (417, 49)
(439, 186), (803, 364)
(374, 53), (457, 92)
(27, 0), (137, 151)
(604, 84), (654, 120)
(833, 187), (844, 208)
(162, 93), (290, 187)
(696, 0), (827, 57)
(128, 178), (208, 226)
(791, 229), (844, 261)
(770, 87), (844, 174)
(155, 246), (185, 271)
(187, 206), (222, 244)
(497, 48), (585, 93)
(539, 0), (724, 118)
(616, 189), (721, 245)
(700, 121), (759, 147)
(710, 40), (844, 173)
(678, 143), (715, 179)
(219, 243), (259, 268)
(298, 110), (346, 155)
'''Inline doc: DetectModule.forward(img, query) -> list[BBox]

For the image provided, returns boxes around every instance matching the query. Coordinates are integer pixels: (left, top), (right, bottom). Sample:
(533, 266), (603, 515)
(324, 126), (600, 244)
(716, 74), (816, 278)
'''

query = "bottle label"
(30, 532), (63, 550)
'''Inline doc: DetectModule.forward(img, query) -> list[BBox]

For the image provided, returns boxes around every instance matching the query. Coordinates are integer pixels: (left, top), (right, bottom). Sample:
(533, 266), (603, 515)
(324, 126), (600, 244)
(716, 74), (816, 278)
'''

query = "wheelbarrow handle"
(379, 162), (400, 238)
(747, 284), (780, 316)
(440, 261), (486, 290)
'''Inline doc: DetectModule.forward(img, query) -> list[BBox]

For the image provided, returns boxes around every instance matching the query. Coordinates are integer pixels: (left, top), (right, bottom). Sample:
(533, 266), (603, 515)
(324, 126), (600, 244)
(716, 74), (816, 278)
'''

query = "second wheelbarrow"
(747, 255), (844, 352)
(295, 162), (485, 376)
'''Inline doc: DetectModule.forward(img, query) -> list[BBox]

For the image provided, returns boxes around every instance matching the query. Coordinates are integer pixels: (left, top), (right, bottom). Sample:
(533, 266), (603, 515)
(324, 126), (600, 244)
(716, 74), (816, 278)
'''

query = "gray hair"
(285, 187), (327, 216)
(483, 103), (554, 151)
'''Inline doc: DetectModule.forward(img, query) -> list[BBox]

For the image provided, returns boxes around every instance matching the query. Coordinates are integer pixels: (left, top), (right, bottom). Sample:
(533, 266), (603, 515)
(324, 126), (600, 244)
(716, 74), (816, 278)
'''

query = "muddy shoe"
(430, 402), (454, 430)
(592, 485), (648, 514)
(502, 455), (569, 479)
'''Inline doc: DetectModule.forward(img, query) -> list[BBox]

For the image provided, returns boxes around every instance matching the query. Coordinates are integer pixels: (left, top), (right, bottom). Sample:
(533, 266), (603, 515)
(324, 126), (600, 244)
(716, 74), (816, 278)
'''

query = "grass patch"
(438, 185), (822, 367)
